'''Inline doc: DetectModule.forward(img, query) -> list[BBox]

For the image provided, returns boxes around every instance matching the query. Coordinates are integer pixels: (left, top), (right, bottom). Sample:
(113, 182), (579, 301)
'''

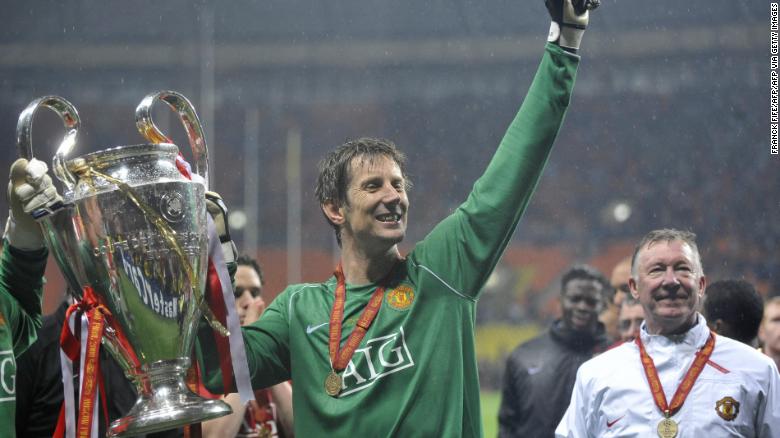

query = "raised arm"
(0, 158), (58, 355)
(411, 0), (598, 300)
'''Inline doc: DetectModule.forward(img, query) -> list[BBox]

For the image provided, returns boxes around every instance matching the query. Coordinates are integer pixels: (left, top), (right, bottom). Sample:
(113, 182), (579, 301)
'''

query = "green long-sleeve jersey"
(0, 241), (48, 438)
(198, 43), (579, 437)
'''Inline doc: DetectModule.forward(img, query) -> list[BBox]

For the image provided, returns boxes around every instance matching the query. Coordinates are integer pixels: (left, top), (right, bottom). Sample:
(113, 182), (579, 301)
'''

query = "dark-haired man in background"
(202, 255), (293, 438)
(703, 279), (764, 346)
(499, 265), (609, 437)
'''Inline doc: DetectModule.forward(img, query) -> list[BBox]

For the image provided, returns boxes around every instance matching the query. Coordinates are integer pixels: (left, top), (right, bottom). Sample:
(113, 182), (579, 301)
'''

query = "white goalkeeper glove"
(545, 0), (600, 53)
(4, 158), (62, 250)
(205, 191), (238, 264)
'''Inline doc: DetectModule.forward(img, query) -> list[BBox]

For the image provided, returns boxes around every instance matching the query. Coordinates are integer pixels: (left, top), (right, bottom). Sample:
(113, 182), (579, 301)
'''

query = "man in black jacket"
(499, 265), (609, 438)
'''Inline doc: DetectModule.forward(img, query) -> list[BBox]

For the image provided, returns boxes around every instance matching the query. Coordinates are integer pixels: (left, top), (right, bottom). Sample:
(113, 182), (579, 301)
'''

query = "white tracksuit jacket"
(556, 314), (779, 437)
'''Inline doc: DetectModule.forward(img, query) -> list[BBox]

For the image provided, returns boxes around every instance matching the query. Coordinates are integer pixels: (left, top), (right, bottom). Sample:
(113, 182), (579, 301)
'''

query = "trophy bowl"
(17, 93), (232, 437)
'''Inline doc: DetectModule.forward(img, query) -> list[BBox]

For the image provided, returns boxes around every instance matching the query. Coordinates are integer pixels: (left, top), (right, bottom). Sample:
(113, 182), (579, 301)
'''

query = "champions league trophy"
(16, 92), (232, 437)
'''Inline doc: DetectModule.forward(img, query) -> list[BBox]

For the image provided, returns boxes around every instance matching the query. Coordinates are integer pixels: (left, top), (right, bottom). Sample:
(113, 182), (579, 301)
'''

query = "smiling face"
(561, 278), (604, 333)
(323, 154), (409, 254)
(629, 239), (706, 335)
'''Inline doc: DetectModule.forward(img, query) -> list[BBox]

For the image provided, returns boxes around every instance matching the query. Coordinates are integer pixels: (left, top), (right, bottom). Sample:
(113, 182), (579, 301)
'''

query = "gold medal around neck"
(657, 417), (678, 438)
(325, 370), (342, 397)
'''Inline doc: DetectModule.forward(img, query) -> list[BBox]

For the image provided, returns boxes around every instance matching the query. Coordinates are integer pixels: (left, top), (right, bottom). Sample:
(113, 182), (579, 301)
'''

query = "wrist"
(4, 216), (45, 250)
(548, 21), (585, 53)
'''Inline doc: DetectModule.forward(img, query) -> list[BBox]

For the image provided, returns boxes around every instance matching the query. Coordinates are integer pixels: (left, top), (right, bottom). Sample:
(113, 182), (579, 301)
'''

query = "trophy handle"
(16, 96), (80, 217)
(135, 91), (210, 189)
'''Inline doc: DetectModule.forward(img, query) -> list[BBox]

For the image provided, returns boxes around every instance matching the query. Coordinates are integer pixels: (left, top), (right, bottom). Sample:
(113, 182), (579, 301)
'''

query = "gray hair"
(630, 228), (703, 278)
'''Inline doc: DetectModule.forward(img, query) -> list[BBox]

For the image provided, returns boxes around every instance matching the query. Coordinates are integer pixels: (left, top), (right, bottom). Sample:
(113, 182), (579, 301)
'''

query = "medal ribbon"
(328, 263), (394, 372)
(178, 153), (253, 403)
(636, 330), (716, 417)
(77, 306), (104, 438)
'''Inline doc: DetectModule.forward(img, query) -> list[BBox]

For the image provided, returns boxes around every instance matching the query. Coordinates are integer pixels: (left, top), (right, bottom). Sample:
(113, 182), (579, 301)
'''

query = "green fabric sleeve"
(0, 240), (48, 356)
(195, 286), (293, 393)
(410, 43), (579, 301)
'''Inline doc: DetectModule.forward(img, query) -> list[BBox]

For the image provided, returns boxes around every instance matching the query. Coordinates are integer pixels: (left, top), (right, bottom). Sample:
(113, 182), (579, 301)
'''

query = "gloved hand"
(205, 191), (238, 264)
(545, 0), (600, 53)
(4, 158), (61, 250)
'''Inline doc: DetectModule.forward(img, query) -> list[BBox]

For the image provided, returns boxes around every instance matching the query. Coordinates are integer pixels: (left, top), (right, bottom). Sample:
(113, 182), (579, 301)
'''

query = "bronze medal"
(325, 262), (398, 398)
(325, 370), (342, 396)
(657, 417), (678, 438)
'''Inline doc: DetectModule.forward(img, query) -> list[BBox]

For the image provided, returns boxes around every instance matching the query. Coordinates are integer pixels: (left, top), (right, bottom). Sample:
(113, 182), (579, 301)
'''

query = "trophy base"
(107, 359), (232, 437)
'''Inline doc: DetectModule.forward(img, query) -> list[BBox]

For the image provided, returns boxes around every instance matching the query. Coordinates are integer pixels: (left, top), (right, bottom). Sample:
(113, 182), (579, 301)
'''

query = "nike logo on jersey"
(606, 415), (625, 428)
(306, 322), (328, 334)
(527, 366), (543, 376)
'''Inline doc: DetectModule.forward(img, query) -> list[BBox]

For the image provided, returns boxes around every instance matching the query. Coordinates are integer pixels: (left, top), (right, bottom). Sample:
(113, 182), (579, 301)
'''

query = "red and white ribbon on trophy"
(178, 153), (254, 405)
(54, 286), (138, 438)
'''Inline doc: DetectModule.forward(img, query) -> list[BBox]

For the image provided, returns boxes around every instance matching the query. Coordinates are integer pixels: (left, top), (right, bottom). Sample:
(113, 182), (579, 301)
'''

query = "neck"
(645, 313), (699, 337)
(339, 243), (401, 285)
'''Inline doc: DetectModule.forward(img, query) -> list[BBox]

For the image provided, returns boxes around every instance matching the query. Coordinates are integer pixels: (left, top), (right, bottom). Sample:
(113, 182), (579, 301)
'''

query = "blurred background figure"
(600, 256), (632, 344)
(499, 265), (608, 438)
(616, 293), (644, 343)
(759, 296), (780, 372)
(202, 255), (293, 438)
(703, 279), (764, 347)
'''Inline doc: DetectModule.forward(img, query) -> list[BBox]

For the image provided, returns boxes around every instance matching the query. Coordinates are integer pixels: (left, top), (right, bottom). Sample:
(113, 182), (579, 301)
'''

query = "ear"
(628, 277), (640, 300)
(322, 200), (345, 226)
(698, 274), (707, 298)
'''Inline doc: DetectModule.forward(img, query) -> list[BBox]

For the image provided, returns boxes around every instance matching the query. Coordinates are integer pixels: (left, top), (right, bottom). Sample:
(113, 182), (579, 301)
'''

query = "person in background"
(759, 296), (780, 372)
(499, 265), (609, 437)
(600, 256), (631, 344)
(202, 255), (293, 438)
(703, 279), (764, 347)
(617, 292), (644, 343)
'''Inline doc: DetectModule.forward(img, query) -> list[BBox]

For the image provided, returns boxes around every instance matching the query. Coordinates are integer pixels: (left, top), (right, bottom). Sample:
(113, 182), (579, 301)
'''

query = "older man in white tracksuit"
(556, 229), (779, 438)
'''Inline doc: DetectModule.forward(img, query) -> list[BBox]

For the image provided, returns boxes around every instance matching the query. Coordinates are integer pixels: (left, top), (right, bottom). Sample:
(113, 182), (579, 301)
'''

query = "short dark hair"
(560, 264), (610, 298)
(314, 137), (412, 245)
(236, 254), (264, 287)
(631, 228), (702, 277)
(703, 279), (763, 344)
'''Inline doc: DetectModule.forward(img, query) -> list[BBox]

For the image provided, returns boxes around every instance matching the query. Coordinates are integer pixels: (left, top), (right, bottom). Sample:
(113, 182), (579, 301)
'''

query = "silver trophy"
(17, 92), (231, 437)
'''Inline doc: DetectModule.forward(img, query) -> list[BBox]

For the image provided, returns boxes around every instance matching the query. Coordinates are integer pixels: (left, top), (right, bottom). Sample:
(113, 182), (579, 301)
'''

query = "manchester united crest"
(386, 284), (415, 311)
(715, 396), (740, 421)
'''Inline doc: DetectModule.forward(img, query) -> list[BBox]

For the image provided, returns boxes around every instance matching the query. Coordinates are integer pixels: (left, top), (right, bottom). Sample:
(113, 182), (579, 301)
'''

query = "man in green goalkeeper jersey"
(197, 1), (599, 435)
